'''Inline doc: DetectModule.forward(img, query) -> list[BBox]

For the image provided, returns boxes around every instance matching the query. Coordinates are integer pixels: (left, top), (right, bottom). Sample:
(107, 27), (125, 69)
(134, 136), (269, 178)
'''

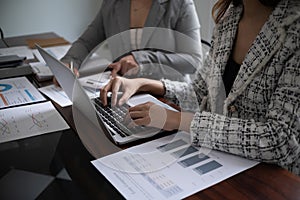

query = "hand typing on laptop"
(37, 44), (170, 144)
(100, 77), (184, 131)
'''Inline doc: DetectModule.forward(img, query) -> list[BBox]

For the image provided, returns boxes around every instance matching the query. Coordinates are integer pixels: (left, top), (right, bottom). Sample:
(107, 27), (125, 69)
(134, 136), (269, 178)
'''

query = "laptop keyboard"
(93, 97), (153, 138)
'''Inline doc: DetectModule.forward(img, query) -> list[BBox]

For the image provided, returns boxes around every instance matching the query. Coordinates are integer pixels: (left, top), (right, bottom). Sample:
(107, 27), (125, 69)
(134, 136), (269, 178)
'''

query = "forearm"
(61, 42), (90, 68)
(138, 78), (165, 96)
(132, 50), (201, 76)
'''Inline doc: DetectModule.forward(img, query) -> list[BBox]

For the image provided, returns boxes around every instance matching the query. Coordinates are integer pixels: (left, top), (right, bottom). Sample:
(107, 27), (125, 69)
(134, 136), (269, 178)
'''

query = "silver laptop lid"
(36, 45), (76, 101)
(36, 44), (122, 156)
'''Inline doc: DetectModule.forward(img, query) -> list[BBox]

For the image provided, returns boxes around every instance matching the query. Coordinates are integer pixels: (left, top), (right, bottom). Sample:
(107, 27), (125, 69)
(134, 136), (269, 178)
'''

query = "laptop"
(36, 45), (177, 145)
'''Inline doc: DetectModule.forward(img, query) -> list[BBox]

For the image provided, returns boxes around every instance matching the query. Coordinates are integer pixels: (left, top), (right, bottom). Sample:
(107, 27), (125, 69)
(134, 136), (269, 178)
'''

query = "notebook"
(36, 45), (177, 145)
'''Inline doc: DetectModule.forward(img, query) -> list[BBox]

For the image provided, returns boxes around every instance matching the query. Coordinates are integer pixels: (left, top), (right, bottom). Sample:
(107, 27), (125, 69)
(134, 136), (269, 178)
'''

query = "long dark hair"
(212, 0), (281, 23)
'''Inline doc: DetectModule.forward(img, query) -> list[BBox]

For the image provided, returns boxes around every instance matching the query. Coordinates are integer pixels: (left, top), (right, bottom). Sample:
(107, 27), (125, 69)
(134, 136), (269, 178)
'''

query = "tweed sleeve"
(160, 36), (212, 111)
(161, 79), (199, 111)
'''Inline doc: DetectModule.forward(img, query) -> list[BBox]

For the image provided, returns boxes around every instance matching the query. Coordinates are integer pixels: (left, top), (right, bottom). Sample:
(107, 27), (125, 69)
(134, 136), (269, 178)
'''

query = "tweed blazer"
(163, 0), (300, 175)
(61, 0), (202, 79)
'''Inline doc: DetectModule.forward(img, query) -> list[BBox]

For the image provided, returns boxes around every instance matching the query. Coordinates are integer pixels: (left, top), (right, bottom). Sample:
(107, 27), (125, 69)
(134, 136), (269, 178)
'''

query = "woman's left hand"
(126, 102), (181, 131)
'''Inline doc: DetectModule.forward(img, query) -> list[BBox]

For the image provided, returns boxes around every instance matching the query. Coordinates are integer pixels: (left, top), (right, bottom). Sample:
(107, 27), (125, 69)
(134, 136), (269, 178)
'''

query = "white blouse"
(130, 28), (143, 50)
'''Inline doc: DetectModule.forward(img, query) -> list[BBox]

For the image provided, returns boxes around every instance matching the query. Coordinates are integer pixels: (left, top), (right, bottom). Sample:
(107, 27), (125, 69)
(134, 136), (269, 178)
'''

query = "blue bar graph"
(171, 146), (198, 158)
(157, 139), (187, 152)
(178, 153), (209, 167)
(194, 160), (222, 175)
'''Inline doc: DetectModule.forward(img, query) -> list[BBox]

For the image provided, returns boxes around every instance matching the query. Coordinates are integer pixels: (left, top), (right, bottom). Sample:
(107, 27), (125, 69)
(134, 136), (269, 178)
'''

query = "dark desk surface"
(1, 33), (300, 200)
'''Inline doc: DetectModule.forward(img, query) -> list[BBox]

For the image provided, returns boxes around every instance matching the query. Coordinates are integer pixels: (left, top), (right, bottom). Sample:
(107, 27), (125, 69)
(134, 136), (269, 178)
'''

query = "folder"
(26, 37), (69, 49)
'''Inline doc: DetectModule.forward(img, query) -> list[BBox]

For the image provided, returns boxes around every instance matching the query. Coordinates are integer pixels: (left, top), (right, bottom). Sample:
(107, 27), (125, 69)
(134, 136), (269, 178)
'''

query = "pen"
(70, 60), (74, 73)
(107, 91), (123, 98)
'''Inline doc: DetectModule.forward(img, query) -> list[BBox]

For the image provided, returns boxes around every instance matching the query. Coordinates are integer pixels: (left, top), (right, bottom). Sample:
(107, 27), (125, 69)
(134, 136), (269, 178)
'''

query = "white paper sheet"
(92, 131), (259, 200)
(38, 84), (100, 107)
(38, 85), (72, 107)
(44, 45), (71, 60)
(32, 45), (71, 63)
(0, 77), (46, 108)
(0, 101), (69, 144)
(0, 46), (34, 60)
(78, 71), (110, 90)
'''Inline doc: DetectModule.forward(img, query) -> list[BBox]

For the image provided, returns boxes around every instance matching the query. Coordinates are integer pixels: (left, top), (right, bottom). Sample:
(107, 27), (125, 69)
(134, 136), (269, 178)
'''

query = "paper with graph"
(92, 131), (258, 200)
(0, 101), (69, 144)
(0, 76), (45, 108)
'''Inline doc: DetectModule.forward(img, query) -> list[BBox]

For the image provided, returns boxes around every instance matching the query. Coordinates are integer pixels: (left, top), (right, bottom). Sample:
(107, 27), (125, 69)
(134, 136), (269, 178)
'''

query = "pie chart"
(0, 84), (13, 92)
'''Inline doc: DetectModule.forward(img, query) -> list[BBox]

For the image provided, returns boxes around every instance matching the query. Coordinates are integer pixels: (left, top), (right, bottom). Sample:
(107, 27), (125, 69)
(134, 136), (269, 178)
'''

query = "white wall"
(0, 0), (216, 43)
(194, 0), (217, 43)
(0, 0), (102, 42)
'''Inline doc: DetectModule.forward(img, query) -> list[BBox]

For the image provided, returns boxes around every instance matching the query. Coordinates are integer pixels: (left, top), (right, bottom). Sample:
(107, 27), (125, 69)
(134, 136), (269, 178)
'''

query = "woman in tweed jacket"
(100, 0), (300, 175)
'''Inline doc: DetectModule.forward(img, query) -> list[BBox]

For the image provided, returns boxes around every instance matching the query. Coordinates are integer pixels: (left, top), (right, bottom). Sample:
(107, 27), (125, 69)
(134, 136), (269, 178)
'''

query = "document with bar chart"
(92, 131), (259, 200)
(0, 76), (45, 108)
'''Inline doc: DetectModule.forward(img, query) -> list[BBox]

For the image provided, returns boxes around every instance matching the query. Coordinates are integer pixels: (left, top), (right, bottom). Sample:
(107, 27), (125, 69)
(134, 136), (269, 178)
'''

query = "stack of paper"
(30, 62), (53, 81)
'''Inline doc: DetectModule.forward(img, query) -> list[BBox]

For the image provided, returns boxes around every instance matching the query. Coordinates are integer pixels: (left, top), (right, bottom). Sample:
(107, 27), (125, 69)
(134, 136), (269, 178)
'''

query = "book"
(30, 62), (53, 81)
(0, 64), (32, 79)
(0, 55), (26, 68)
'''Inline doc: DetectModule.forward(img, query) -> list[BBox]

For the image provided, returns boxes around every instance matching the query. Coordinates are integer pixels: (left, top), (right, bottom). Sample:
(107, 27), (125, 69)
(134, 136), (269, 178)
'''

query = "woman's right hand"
(100, 77), (142, 106)
(100, 77), (165, 106)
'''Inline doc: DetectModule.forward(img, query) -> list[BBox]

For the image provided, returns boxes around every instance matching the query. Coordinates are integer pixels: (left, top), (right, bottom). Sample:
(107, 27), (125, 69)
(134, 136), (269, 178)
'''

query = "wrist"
(178, 112), (194, 133)
(138, 79), (165, 96)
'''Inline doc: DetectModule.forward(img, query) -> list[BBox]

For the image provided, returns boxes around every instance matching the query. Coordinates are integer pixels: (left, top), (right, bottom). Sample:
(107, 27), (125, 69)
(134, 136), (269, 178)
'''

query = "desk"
(0, 33), (300, 200)
(0, 32), (63, 48)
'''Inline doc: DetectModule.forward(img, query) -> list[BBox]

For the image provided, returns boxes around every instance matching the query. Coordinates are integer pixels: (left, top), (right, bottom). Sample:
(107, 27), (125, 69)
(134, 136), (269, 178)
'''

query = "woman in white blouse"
(60, 0), (202, 80)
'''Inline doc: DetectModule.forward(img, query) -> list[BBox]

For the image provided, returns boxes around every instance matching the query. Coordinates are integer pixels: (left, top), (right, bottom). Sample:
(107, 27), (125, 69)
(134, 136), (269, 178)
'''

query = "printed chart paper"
(0, 101), (69, 144)
(38, 85), (72, 107)
(0, 77), (45, 108)
(92, 132), (258, 200)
